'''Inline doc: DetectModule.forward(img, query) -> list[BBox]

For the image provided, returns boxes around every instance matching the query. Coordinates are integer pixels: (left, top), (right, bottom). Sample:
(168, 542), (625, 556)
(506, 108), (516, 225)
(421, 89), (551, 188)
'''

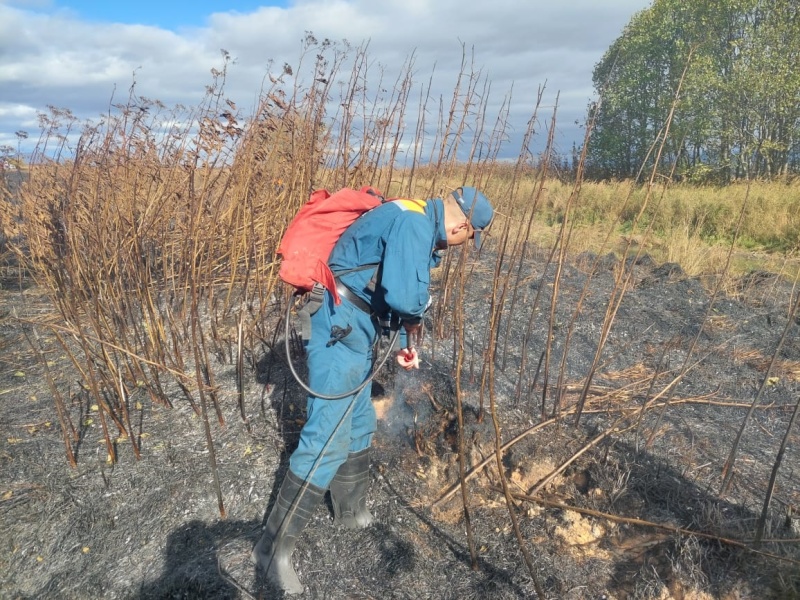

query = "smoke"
(375, 370), (438, 445)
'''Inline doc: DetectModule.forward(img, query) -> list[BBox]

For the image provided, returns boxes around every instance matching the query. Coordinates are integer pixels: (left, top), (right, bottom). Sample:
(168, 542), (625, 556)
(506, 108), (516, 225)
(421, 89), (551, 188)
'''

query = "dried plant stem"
(506, 492), (800, 568)
(236, 312), (249, 431)
(529, 421), (636, 497)
(452, 245), (479, 570)
(434, 413), (569, 509)
(485, 258), (545, 596)
(722, 289), (800, 493)
(189, 240), (226, 517)
(114, 362), (140, 459)
(550, 97), (604, 417)
(434, 390), (733, 509)
(24, 327), (77, 467)
(574, 49), (694, 425)
(755, 394), (800, 545)
(644, 183), (752, 448)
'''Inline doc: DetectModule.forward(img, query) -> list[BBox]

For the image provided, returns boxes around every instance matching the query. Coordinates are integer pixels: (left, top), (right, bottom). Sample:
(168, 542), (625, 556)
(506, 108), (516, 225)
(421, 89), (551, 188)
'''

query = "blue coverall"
(288, 197), (446, 487)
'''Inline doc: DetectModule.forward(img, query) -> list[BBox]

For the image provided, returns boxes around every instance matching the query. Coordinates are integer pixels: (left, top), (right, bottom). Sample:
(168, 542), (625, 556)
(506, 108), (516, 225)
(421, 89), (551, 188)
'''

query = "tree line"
(588, 0), (800, 183)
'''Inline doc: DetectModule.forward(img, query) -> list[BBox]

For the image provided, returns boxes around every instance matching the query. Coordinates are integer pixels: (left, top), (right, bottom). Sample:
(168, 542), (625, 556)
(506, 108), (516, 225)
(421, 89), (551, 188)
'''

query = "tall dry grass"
(501, 177), (800, 278)
(0, 38), (524, 512)
(1, 36), (799, 585)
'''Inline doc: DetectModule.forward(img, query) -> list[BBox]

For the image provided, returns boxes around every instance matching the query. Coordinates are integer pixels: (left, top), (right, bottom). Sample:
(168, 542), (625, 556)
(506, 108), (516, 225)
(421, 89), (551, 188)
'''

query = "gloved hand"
(396, 347), (420, 370)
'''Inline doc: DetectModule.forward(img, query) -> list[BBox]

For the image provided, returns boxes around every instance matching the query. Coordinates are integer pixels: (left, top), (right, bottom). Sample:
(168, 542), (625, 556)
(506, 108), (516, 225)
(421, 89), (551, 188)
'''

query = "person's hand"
(396, 347), (420, 370)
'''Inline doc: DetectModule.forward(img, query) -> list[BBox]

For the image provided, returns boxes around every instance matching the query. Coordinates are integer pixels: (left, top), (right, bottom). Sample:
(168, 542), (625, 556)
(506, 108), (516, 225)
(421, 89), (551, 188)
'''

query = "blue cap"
(452, 186), (494, 249)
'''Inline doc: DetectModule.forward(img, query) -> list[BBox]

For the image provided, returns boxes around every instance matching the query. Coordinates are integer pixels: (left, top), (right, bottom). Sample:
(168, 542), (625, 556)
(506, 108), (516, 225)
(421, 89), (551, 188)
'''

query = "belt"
(335, 282), (373, 314)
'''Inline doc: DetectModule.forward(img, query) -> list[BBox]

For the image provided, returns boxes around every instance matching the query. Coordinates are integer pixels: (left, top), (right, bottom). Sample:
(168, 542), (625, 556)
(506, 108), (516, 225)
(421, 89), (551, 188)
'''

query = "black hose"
(283, 297), (401, 400)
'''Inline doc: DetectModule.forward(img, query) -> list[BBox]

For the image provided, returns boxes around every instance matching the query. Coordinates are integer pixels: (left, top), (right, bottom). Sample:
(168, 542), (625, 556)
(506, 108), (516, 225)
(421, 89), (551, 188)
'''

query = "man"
(253, 186), (494, 594)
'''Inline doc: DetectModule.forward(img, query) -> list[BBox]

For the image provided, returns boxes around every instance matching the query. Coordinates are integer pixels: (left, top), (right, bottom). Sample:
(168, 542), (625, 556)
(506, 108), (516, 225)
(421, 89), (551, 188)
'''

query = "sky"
(0, 0), (653, 160)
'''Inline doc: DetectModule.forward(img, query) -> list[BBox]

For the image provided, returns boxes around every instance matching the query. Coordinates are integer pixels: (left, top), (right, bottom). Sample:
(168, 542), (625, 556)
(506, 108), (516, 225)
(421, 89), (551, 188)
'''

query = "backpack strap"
(296, 283), (326, 342)
(296, 266), (377, 341)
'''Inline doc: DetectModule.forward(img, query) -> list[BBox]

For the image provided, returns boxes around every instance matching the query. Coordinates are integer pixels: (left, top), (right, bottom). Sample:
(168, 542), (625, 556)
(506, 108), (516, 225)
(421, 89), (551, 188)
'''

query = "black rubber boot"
(252, 469), (326, 595)
(329, 448), (374, 529)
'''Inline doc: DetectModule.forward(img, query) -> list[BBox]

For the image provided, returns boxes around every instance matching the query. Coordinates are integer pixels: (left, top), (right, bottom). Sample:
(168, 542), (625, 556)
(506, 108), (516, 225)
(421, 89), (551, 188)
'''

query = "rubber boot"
(329, 448), (374, 529)
(252, 469), (325, 595)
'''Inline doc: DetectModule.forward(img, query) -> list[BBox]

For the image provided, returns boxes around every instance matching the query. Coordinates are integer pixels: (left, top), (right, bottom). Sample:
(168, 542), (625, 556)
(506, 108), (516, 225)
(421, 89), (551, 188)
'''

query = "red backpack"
(277, 186), (384, 304)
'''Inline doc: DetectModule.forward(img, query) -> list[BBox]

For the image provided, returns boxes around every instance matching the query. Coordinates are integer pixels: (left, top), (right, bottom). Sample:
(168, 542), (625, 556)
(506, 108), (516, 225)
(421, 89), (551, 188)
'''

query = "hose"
(283, 297), (401, 400)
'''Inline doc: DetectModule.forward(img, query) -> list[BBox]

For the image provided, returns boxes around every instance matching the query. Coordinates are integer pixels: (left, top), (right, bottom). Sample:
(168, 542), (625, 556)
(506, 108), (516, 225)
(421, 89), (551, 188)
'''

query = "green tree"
(588, 0), (800, 182)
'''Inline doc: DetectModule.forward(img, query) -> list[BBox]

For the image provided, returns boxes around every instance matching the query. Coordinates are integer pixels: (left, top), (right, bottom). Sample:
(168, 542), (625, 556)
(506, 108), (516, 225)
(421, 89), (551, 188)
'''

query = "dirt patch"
(1, 248), (800, 599)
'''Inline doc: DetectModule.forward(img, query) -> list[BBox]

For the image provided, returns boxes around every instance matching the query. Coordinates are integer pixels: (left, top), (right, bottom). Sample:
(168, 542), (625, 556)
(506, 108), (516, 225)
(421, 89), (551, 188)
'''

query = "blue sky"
(0, 0), (653, 158)
(51, 0), (289, 29)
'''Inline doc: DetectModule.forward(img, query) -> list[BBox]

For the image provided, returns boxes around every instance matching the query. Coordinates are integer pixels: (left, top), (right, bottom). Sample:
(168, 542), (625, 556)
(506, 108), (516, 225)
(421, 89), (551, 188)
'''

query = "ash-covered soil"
(1, 247), (799, 600)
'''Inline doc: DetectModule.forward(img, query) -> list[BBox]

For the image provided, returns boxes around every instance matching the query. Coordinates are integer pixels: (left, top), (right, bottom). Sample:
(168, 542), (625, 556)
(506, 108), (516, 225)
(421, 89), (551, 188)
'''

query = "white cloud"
(0, 0), (652, 158)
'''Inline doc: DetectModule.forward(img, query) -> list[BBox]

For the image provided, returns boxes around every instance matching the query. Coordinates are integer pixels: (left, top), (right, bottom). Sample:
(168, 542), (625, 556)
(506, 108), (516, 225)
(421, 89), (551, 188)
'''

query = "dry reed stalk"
(644, 182), (753, 447)
(450, 245), (479, 571)
(23, 327), (77, 467)
(481, 206), (546, 596)
(432, 390), (773, 511)
(499, 85), (549, 371)
(507, 491), (800, 568)
(5, 33), (800, 589)
(573, 49), (695, 426)
(722, 289), (800, 493)
(755, 394), (800, 545)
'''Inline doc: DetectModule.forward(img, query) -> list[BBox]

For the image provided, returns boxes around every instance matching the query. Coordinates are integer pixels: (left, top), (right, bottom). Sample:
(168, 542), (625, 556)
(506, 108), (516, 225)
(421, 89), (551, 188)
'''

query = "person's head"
(441, 186), (494, 249)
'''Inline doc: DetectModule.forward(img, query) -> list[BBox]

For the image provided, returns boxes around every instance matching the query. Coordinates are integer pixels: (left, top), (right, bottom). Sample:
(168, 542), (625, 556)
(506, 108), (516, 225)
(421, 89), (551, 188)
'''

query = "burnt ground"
(1, 245), (800, 600)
